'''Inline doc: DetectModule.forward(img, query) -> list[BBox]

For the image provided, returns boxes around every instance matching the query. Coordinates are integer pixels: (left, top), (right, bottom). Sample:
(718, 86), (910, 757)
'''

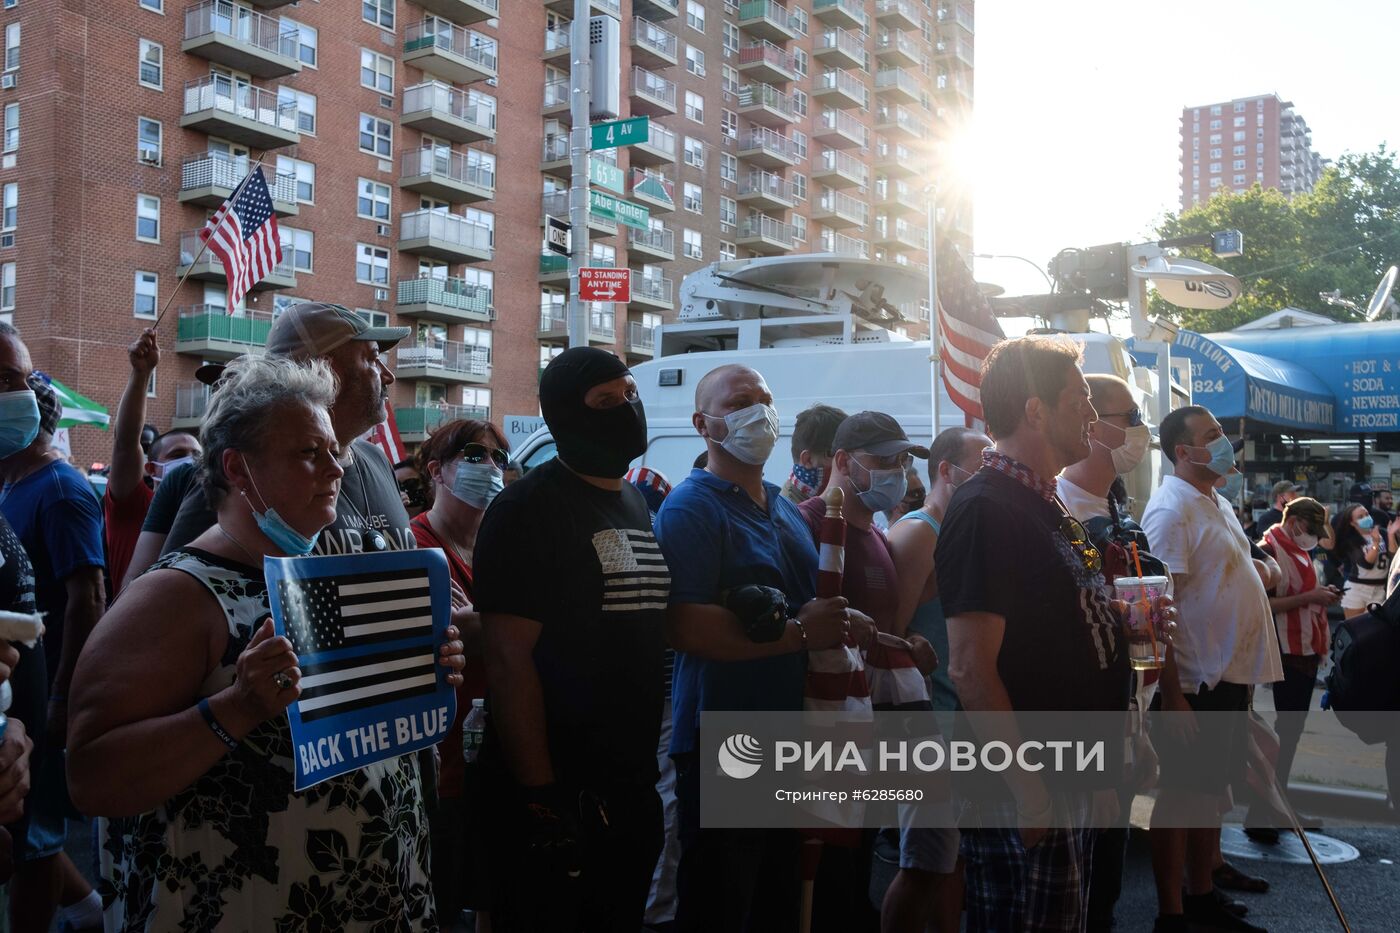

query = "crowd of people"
(0, 303), (1394, 933)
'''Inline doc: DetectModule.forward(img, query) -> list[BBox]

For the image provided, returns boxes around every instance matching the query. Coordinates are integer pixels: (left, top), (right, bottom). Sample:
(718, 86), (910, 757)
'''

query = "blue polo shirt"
(655, 468), (817, 756)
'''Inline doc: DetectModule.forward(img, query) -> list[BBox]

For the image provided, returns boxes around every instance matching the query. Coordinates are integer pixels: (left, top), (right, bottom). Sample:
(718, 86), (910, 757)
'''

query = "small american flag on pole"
(937, 249), (1006, 427)
(199, 165), (282, 309)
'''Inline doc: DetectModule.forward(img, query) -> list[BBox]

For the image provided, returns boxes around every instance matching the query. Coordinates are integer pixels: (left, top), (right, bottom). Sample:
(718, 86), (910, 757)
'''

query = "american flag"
(366, 399), (407, 465)
(937, 249), (1006, 426)
(591, 528), (670, 613)
(199, 166), (282, 309)
(278, 567), (437, 723)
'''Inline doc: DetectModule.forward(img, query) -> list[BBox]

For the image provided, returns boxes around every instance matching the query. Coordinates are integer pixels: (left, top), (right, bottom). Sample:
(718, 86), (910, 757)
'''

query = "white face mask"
(1293, 531), (1319, 551)
(947, 463), (975, 488)
(152, 455), (195, 485)
(704, 403), (780, 465)
(1093, 420), (1152, 475)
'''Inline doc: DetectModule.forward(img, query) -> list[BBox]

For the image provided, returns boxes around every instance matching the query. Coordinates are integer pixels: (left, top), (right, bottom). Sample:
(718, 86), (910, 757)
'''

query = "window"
(1233, 116), (1245, 127)
(722, 22), (739, 56)
(1209, 119), (1220, 129)
(1, 262), (13, 314)
(686, 0), (705, 32)
(1209, 162), (1221, 173)
(792, 89), (808, 117)
(685, 91), (704, 124)
(1257, 142), (1264, 153)
(683, 228), (702, 260)
(1257, 113), (1263, 126)
(720, 152), (737, 184)
(793, 48), (808, 78)
(683, 135), (704, 167)
(360, 114), (392, 157)
(1232, 159), (1245, 171)
(147, 371), (157, 399)
(137, 38), (161, 88)
(135, 193), (158, 242)
(1233, 174), (1246, 185)
(1233, 131), (1244, 142)
(1191, 166), (1198, 177)
(1232, 145), (1244, 156)
(1209, 133), (1221, 144)
(139, 0), (162, 10)
(1210, 105), (1221, 115)
(356, 244), (390, 285)
(792, 173), (807, 202)
(791, 129), (807, 160)
(277, 155), (315, 203)
(2, 103), (16, 154)
(720, 196), (736, 227)
(281, 87), (317, 135)
(363, 0), (394, 30)
(1234, 101), (1245, 112)
(1192, 151), (1198, 163)
(462, 387), (491, 413)
(134, 272), (158, 319)
(284, 19), (316, 67)
(719, 240), (736, 262)
(1256, 157), (1263, 168)
(721, 64), (739, 95)
(1256, 128), (1263, 140)
(1210, 177), (1222, 188)
(361, 49), (393, 94)
(791, 6), (808, 36)
(282, 227), (313, 272)
(792, 214), (806, 242)
(1209, 147), (1221, 158)
(134, 116), (163, 164)
(721, 108), (737, 139)
(684, 182), (702, 213)
(686, 45), (705, 77)
(357, 178), (391, 221)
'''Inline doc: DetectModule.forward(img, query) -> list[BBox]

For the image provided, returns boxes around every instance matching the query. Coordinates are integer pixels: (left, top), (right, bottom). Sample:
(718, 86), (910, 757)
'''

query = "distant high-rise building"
(1179, 93), (1326, 211)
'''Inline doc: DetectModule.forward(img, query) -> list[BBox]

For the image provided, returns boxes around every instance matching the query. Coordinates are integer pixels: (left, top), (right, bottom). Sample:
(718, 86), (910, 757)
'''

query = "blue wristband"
(197, 698), (239, 751)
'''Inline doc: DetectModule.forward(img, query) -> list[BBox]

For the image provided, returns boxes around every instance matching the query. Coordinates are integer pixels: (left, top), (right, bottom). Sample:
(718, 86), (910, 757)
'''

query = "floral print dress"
(98, 548), (438, 932)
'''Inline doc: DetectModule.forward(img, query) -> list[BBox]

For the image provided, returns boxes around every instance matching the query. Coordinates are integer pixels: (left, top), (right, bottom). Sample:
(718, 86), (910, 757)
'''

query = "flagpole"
(925, 184), (940, 436)
(153, 152), (268, 329)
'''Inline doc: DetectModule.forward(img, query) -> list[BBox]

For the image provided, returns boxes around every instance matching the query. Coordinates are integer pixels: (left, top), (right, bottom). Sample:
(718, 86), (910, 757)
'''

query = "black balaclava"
(540, 347), (647, 478)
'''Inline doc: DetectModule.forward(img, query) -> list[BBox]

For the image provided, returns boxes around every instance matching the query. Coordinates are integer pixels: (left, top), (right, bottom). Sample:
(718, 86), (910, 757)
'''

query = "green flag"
(47, 377), (110, 430)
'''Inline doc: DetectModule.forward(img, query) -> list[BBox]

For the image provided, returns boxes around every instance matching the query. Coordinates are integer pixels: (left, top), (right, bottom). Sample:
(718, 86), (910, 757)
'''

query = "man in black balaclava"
(473, 347), (670, 932)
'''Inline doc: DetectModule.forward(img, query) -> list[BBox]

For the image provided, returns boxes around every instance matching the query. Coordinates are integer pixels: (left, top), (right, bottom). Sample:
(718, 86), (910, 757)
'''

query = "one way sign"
(578, 267), (631, 303)
(545, 215), (570, 256)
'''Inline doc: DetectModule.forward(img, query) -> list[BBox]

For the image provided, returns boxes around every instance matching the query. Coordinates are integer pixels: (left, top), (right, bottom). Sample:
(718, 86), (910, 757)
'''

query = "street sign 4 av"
(590, 116), (649, 151)
(578, 267), (632, 303)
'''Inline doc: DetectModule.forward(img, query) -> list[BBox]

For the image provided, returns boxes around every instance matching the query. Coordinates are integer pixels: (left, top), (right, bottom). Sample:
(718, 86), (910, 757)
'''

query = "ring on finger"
(274, 670), (294, 691)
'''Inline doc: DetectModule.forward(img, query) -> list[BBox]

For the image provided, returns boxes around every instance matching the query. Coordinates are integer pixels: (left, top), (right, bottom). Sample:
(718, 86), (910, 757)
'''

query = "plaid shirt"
(981, 449), (1058, 503)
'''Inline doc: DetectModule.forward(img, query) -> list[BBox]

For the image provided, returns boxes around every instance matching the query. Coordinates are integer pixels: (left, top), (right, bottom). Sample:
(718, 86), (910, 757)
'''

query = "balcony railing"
(813, 0), (867, 28)
(741, 126), (800, 161)
(541, 190), (615, 229)
(816, 146), (867, 183)
(401, 147), (495, 191)
(544, 26), (570, 54)
(630, 168), (675, 208)
(399, 209), (493, 252)
(739, 41), (797, 75)
(179, 230), (295, 279)
(631, 65), (677, 109)
(738, 83), (797, 119)
(640, 122), (677, 156)
(816, 68), (869, 105)
(877, 30), (924, 63)
(175, 382), (212, 422)
(740, 170), (794, 202)
(544, 77), (570, 109)
(542, 133), (569, 162)
(875, 216), (928, 249)
(877, 0), (922, 27)
(629, 225), (674, 255)
(181, 153), (296, 204)
(185, 1), (298, 59)
(817, 190), (869, 225)
(176, 305), (274, 349)
(823, 231), (869, 258)
(876, 67), (922, 99)
(396, 275), (495, 319)
(739, 214), (795, 245)
(628, 320), (657, 350)
(632, 17), (677, 60)
(816, 108), (868, 147)
(632, 275), (673, 305)
(404, 82), (497, 134)
(540, 305), (616, 339)
(398, 404), (491, 438)
(397, 338), (491, 378)
(877, 104), (926, 136)
(739, 0), (793, 31)
(816, 28), (866, 65)
(403, 20), (498, 74)
(182, 75), (298, 132)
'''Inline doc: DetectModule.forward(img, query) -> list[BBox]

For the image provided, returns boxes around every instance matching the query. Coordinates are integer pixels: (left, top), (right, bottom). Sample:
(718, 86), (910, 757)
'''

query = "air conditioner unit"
(138, 147), (160, 165)
(374, 288), (388, 302)
(376, 224), (391, 236)
(1, 74), (15, 90)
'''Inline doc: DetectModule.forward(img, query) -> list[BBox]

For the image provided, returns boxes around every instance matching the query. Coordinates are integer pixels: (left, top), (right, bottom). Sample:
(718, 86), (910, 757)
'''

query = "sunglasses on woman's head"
(459, 442), (509, 471)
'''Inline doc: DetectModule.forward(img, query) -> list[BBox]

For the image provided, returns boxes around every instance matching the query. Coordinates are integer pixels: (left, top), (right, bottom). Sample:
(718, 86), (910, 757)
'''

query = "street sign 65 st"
(590, 116), (649, 151)
(578, 267), (632, 303)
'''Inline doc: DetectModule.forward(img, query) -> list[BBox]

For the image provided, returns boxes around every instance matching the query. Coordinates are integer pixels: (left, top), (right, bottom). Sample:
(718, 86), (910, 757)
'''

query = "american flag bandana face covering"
(789, 462), (824, 498)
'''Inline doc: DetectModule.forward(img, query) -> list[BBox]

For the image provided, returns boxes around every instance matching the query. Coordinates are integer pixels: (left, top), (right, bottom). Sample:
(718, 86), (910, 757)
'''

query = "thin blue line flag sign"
(266, 548), (457, 791)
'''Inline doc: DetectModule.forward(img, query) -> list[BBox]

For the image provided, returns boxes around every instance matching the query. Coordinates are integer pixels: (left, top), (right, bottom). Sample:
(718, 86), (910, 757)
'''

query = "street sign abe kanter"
(578, 267), (631, 303)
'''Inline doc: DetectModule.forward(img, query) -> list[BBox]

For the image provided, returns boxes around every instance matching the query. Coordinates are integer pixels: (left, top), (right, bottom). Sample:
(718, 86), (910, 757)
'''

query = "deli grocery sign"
(578, 267), (631, 303)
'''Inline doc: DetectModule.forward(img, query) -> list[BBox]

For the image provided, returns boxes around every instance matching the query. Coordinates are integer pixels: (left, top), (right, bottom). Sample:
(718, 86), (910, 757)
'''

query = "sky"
(965, 0), (1400, 302)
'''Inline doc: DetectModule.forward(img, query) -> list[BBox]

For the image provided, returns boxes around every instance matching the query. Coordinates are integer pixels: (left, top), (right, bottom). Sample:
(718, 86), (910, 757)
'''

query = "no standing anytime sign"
(578, 267), (632, 303)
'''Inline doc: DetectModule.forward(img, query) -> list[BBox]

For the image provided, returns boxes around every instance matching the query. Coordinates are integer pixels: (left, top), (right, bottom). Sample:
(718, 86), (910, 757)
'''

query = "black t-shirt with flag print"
(473, 457), (670, 787)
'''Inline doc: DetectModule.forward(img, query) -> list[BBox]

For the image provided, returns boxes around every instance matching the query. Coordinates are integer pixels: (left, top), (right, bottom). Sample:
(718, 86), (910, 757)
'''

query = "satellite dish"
(1132, 256), (1241, 310)
(1365, 265), (1398, 321)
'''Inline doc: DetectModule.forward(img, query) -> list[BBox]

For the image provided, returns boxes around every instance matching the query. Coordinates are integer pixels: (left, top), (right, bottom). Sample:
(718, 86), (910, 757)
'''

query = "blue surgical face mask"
(242, 456), (319, 556)
(0, 389), (40, 459)
(1357, 514), (1376, 531)
(448, 460), (504, 511)
(1186, 434), (1236, 477)
(850, 455), (908, 514)
(1217, 471), (1244, 502)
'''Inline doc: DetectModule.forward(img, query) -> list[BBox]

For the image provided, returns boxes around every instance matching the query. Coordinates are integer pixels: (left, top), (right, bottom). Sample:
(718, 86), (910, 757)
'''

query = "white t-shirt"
(1057, 475), (1111, 522)
(1142, 474), (1283, 692)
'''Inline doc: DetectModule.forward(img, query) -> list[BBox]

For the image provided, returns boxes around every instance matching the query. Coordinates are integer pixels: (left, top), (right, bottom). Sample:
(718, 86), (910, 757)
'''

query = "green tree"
(1150, 145), (1400, 331)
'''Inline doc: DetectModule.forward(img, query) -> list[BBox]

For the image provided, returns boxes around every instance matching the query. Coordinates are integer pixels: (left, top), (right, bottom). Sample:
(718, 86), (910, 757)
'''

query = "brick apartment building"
(4, 0), (973, 465)
(1179, 93), (1326, 212)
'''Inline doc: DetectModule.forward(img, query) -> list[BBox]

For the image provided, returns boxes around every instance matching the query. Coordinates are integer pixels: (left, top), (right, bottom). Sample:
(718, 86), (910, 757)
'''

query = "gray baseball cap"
(266, 302), (408, 361)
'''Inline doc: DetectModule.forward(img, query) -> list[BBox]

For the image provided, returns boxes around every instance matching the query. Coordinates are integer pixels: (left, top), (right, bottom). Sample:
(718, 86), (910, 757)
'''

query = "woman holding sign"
(67, 356), (466, 931)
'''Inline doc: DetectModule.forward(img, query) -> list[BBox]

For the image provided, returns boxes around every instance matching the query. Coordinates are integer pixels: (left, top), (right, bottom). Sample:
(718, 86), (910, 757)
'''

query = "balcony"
(812, 0), (866, 31)
(403, 82), (496, 144)
(738, 41), (797, 84)
(874, 216), (928, 252)
(182, 2), (301, 78)
(180, 76), (299, 149)
(543, 77), (571, 119)
(812, 146), (868, 188)
(542, 190), (617, 237)
(175, 306), (273, 359)
(543, 25), (570, 62)
(737, 215), (796, 254)
(396, 275), (495, 325)
(875, 103), (926, 139)
(823, 231), (869, 259)
(937, 2), (975, 35)
(626, 320), (657, 358)
(813, 190), (869, 228)
(398, 404), (492, 444)
(395, 338), (491, 385)
(630, 168), (675, 213)
(178, 153), (297, 215)
(875, 67), (922, 105)
(874, 140), (919, 176)
(876, 0), (922, 31)
(628, 225), (675, 261)
(544, 0), (619, 15)
(396, 210), (493, 263)
(538, 252), (569, 284)
(630, 121), (678, 165)
(875, 179), (925, 214)
(177, 231), (296, 289)
(738, 126), (799, 169)
(738, 83), (798, 127)
(172, 382), (211, 431)
(403, 21), (497, 85)
(813, 108), (868, 150)
(877, 30), (923, 68)
(399, 147), (495, 203)
(737, 1), (797, 43)
(814, 28), (866, 71)
(541, 133), (570, 177)
(628, 275), (673, 311)
(814, 68), (868, 109)
(631, 17), (678, 68)
(939, 69), (973, 106)
(538, 305), (616, 344)
(634, 0), (678, 21)
(630, 65), (677, 117)
(738, 170), (795, 210)
(933, 34), (974, 69)
(412, 0), (497, 24)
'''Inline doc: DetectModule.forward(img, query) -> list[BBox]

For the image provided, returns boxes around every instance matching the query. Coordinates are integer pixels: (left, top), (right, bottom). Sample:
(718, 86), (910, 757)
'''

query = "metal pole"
(926, 188), (940, 435)
(567, 1), (592, 348)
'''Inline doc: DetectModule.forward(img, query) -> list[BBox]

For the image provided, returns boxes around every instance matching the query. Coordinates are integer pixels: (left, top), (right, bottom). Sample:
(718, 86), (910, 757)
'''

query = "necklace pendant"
(365, 530), (388, 552)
